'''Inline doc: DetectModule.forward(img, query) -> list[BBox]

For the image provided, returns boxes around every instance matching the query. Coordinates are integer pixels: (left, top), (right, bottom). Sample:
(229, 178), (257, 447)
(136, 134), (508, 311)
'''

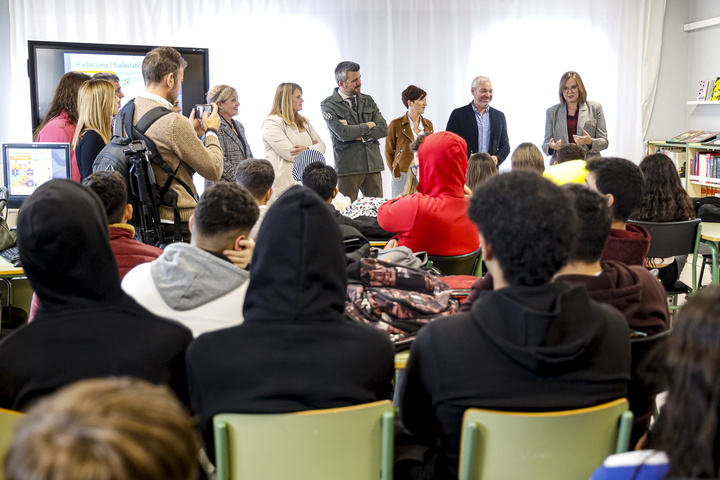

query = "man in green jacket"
(321, 61), (388, 202)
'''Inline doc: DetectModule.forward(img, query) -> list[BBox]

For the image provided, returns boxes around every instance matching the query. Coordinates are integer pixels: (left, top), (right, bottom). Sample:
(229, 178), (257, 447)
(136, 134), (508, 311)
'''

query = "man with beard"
(130, 46), (223, 242)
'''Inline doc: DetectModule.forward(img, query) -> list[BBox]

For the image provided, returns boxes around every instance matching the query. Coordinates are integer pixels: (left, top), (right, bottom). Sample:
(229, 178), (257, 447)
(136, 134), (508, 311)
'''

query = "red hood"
(417, 131), (467, 197)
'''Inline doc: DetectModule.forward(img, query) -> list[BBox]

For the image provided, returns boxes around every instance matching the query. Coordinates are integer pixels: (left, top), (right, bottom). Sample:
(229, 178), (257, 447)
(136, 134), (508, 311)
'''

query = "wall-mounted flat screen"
(28, 41), (209, 133)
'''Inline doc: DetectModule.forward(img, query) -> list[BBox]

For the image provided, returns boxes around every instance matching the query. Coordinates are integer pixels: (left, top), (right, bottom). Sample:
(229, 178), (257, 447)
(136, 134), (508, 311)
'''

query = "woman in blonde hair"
(72, 78), (116, 181)
(205, 84), (253, 186)
(262, 82), (326, 197)
(511, 142), (545, 174)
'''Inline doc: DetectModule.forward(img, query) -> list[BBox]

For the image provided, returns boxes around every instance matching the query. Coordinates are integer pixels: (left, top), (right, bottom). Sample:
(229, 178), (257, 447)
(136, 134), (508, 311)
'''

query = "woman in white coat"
(542, 71), (608, 162)
(262, 83), (325, 196)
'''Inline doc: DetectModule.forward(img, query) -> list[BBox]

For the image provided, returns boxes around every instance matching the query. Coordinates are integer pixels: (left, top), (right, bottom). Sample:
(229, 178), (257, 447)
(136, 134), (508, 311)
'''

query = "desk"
(701, 222), (720, 285)
(0, 257), (24, 277)
(395, 350), (409, 369)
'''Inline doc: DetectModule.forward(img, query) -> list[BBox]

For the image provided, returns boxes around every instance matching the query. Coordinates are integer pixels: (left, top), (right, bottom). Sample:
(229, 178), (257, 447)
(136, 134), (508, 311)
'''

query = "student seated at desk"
(186, 185), (394, 460)
(397, 172), (630, 480)
(0, 180), (193, 410)
(630, 153), (696, 289)
(585, 157), (650, 266)
(27, 171), (164, 321)
(123, 182), (257, 338)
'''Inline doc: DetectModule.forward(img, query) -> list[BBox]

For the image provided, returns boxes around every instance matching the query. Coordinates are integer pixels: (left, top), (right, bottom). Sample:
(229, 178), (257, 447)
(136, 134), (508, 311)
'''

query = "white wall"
(686, 0), (720, 131)
(0, 0), (11, 144)
(644, 0), (688, 144)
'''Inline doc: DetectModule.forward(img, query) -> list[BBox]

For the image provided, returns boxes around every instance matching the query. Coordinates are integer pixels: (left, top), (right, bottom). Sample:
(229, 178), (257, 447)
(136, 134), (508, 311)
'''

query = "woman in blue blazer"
(542, 71), (608, 162)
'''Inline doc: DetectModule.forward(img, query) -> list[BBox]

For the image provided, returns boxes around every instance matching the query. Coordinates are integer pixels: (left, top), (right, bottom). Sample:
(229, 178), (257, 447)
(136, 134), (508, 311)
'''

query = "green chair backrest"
(0, 408), (23, 480)
(214, 400), (394, 480)
(458, 398), (633, 480)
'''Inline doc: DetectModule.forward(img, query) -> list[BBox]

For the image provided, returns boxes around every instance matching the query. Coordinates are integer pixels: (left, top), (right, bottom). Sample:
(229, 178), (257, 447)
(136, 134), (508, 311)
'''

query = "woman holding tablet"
(542, 71), (608, 162)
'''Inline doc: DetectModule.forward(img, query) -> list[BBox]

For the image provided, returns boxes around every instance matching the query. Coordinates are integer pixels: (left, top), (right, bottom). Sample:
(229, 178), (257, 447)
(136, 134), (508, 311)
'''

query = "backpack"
(345, 257), (460, 348)
(93, 99), (197, 246)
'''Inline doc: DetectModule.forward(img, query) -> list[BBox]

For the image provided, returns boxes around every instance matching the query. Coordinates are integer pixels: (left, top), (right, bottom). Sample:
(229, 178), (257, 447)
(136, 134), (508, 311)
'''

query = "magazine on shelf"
(712, 77), (720, 101)
(703, 137), (720, 146)
(699, 79), (710, 101)
(667, 130), (719, 144)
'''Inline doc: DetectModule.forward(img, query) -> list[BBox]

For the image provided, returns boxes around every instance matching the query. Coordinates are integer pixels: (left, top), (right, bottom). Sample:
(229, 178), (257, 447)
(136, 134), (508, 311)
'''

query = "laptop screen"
(2, 143), (72, 208)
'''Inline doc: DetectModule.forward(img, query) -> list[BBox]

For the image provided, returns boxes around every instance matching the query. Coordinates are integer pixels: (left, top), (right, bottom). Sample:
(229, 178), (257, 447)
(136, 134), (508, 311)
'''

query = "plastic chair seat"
(458, 398), (633, 480)
(427, 248), (482, 276)
(213, 400), (394, 480)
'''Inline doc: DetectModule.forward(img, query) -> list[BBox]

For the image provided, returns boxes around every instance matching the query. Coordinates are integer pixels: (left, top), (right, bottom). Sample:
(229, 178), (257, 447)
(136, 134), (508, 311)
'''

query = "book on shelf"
(689, 151), (720, 185)
(654, 146), (686, 173)
(667, 130), (719, 144)
(703, 137), (720, 146)
(699, 79), (710, 101)
(713, 77), (720, 101)
(707, 80), (716, 101)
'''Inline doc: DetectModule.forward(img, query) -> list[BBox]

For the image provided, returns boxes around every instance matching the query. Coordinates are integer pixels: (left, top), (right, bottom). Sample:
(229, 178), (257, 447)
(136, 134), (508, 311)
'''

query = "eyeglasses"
(410, 165), (419, 176)
(562, 85), (579, 93)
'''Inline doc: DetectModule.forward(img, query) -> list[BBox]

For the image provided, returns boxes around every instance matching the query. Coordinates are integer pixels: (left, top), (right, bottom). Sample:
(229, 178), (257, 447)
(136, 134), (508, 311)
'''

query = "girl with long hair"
(511, 142), (545, 174)
(631, 153), (695, 289)
(35, 71), (92, 181)
(72, 79), (117, 180)
(262, 82), (325, 197)
(466, 152), (498, 191)
(592, 285), (720, 479)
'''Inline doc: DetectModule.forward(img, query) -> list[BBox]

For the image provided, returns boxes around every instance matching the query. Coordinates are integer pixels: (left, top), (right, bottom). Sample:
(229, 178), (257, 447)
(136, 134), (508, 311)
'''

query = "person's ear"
(478, 232), (493, 261)
(606, 193), (615, 208)
(123, 204), (133, 222)
(265, 188), (273, 203)
(188, 214), (194, 232)
(166, 72), (174, 89)
(233, 234), (247, 251)
(331, 187), (338, 200)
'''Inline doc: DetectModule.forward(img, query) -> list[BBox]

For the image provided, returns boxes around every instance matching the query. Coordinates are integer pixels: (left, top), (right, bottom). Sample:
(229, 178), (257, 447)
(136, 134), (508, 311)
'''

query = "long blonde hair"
(511, 142), (545, 174)
(72, 79), (115, 149)
(268, 82), (306, 130)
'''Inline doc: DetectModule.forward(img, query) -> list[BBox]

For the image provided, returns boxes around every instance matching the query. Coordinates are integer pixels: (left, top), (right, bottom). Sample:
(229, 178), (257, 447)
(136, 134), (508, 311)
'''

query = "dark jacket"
(320, 88), (388, 176)
(445, 102), (510, 164)
(75, 129), (106, 180)
(556, 261), (669, 335)
(601, 224), (651, 266)
(401, 282), (631, 479)
(0, 180), (193, 410)
(186, 186), (395, 457)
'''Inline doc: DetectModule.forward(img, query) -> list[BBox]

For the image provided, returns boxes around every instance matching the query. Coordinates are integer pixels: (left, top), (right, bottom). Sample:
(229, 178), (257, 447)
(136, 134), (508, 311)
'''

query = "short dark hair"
(303, 162), (337, 201)
(556, 143), (586, 163)
(335, 61), (360, 85)
(563, 183), (612, 263)
(93, 72), (120, 83)
(235, 159), (275, 201)
(82, 171), (127, 224)
(585, 157), (644, 222)
(193, 182), (259, 247)
(401, 85), (426, 109)
(468, 171), (578, 286)
(142, 47), (187, 85)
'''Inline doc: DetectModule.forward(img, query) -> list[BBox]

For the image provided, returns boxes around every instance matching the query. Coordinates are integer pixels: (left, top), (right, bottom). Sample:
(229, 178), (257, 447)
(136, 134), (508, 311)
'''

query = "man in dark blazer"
(446, 76), (510, 165)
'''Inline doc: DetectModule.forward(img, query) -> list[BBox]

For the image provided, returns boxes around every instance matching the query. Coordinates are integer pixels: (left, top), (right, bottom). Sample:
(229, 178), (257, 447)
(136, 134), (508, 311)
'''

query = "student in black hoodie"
(0, 180), (193, 410)
(399, 171), (631, 480)
(186, 185), (395, 458)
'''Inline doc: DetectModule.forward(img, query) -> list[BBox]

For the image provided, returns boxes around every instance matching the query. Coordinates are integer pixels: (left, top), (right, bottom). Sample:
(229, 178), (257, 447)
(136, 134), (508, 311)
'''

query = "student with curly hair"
(400, 172), (630, 479)
(630, 153), (695, 289)
(592, 285), (720, 479)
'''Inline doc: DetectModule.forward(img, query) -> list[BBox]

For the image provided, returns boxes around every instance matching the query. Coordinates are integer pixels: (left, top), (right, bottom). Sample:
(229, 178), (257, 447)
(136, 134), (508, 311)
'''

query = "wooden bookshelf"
(647, 141), (687, 186)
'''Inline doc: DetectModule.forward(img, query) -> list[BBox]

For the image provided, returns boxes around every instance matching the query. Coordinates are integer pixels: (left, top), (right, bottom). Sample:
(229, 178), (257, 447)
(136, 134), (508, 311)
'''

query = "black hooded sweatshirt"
(0, 180), (193, 410)
(186, 185), (395, 456)
(400, 281), (631, 479)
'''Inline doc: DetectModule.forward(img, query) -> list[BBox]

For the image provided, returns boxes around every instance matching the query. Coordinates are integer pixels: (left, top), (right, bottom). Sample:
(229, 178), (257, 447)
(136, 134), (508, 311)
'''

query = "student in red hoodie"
(584, 157), (650, 265)
(377, 131), (479, 256)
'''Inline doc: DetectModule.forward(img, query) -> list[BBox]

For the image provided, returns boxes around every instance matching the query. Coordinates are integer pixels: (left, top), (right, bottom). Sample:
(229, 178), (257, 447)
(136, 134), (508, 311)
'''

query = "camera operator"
(133, 46), (223, 243)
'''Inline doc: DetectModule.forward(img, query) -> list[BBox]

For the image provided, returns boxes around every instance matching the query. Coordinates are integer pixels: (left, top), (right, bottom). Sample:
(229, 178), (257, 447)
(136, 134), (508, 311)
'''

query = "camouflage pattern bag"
(345, 257), (460, 338)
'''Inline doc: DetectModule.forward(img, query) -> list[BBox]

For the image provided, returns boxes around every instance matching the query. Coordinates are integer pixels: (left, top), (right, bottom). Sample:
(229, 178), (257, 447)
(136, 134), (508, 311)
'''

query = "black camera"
(194, 104), (214, 118)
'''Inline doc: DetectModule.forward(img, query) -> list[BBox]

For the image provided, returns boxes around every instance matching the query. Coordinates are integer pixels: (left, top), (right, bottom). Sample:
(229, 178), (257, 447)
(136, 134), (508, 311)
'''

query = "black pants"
(162, 221), (191, 244)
